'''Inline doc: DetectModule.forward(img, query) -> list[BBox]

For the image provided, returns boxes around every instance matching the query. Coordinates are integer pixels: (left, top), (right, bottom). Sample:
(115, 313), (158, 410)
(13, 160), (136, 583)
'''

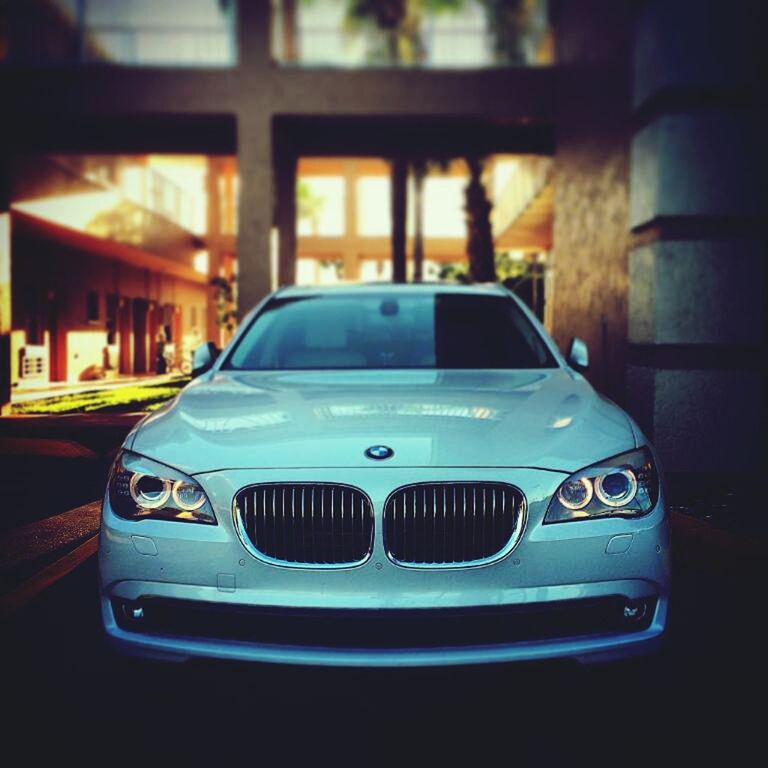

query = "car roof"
(275, 282), (511, 298)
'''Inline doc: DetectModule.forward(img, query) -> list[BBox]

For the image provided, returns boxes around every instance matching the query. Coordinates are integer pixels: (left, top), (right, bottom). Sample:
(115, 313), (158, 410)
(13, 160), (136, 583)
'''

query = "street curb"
(0, 413), (144, 427)
(0, 500), (102, 589)
(0, 534), (99, 616)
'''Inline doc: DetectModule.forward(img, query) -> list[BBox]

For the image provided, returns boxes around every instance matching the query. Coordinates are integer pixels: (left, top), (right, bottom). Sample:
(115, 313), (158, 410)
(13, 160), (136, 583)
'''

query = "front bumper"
(99, 466), (670, 666)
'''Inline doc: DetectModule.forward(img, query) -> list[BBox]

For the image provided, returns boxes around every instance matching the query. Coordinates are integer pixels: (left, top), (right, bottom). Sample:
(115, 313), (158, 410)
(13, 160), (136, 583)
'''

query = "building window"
(86, 290), (100, 323)
(296, 177), (345, 237)
(6, 0), (237, 67)
(193, 250), (210, 275)
(271, 0), (553, 69)
(356, 177), (391, 237)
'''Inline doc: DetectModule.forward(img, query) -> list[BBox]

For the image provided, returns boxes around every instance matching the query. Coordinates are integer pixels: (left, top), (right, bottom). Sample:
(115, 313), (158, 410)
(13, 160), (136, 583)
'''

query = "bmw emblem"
(365, 445), (394, 461)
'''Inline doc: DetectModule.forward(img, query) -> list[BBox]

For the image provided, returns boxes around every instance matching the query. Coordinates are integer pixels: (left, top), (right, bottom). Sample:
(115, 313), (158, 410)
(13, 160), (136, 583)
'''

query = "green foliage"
(299, 0), (541, 66)
(320, 258), (345, 279)
(210, 274), (237, 333)
(343, 0), (465, 64)
(85, 200), (147, 245)
(495, 252), (536, 281)
(437, 262), (472, 283)
(479, 0), (530, 65)
(297, 180), (325, 221)
(346, 0), (463, 23)
(12, 380), (190, 415)
(439, 251), (533, 283)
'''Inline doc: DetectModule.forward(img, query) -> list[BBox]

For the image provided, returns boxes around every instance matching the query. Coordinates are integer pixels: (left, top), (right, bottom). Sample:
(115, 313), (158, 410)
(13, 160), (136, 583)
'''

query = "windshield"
(224, 292), (557, 371)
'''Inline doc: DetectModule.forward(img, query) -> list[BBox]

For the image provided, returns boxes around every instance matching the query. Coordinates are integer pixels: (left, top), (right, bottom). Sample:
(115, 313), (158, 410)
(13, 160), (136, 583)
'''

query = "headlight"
(108, 451), (216, 524)
(544, 448), (659, 524)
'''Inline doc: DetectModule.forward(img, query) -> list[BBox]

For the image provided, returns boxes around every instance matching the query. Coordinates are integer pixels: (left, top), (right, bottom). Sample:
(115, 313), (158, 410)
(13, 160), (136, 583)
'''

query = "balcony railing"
(53, 155), (200, 234)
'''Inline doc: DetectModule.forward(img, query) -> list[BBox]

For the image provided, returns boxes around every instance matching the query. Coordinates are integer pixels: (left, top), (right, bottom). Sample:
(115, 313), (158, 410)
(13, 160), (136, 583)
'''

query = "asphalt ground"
(1, 512), (764, 758)
(0, 501), (101, 592)
(1, 416), (763, 756)
(0, 414), (135, 529)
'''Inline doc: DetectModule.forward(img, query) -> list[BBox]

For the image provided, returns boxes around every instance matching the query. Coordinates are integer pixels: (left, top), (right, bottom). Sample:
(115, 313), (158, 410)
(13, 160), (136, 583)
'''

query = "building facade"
(0, 0), (763, 476)
(6, 152), (236, 386)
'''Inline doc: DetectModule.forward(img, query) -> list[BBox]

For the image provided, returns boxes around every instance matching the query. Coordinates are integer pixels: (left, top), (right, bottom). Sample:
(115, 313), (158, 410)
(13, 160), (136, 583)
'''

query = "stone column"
(627, 0), (765, 472)
(235, 0), (274, 318)
(342, 160), (360, 281)
(274, 145), (297, 287)
(391, 157), (407, 283)
(550, 0), (632, 404)
(412, 160), (425, 282)
(0, 150), (11, 414)
(236, 113), (274, 316)
(206, 156), (223, 346)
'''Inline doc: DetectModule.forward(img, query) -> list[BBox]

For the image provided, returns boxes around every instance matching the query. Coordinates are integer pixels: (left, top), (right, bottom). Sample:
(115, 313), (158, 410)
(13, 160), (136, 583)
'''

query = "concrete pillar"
(206, 156), (223, 346)
(236, 113), (273, 316)
(342, 160), (360, 281)
(235, 1), (274, 318)
(412, 160), (425, 282)
(206, 250), (223, 347)
(280, 0), (299, 62)
(550, 0), (632, 404)
(0, 224), (10, 414)
(0, 151), (11, 414)
(274, 148), (297, 287)
(391, 157), (407, 283)
(627, 0), (765, 472)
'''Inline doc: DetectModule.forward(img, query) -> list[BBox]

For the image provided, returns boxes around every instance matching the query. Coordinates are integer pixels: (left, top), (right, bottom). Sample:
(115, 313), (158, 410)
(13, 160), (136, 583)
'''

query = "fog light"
(623, 600), (647, 621)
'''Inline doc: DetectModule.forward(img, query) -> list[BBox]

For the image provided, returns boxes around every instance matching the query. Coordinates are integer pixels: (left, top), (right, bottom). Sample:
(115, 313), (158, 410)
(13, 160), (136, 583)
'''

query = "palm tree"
(411, 157), (427, 281)
(391, 156), (408, 282)
(344, 0), (463, 65)
(464, 156), (496, 282)
(296, 180), (325, 236)
(480, 0), (546, 65)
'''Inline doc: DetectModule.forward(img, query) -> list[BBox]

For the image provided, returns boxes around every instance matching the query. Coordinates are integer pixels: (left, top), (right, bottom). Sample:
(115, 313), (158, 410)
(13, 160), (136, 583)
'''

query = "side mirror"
(566, 337), (589, 371)
(192, 342), (220, 378)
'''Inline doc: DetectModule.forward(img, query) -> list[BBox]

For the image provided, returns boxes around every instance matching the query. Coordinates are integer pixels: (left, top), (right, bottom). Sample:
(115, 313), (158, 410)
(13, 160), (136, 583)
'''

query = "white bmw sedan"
(99, 283), (670, 666)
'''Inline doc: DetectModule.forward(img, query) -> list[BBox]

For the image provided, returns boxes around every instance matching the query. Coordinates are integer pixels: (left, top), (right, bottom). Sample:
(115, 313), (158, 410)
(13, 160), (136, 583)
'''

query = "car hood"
(129, 369), (637, 475)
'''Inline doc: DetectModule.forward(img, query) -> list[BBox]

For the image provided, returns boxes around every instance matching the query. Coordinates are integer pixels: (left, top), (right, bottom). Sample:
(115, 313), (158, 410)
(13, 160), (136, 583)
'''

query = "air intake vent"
(235, 484), (374, 567)
(383, 482), (525, 566)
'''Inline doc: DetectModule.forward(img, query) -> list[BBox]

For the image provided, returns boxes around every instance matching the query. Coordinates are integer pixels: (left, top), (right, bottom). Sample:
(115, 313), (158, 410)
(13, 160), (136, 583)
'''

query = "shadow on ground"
(3, 512), (764, 755)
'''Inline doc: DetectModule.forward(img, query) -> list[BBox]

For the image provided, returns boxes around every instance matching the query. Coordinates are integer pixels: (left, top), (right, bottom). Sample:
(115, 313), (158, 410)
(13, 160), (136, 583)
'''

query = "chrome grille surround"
(234, 483), (374, 569)
(383, 482), (527, 568)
